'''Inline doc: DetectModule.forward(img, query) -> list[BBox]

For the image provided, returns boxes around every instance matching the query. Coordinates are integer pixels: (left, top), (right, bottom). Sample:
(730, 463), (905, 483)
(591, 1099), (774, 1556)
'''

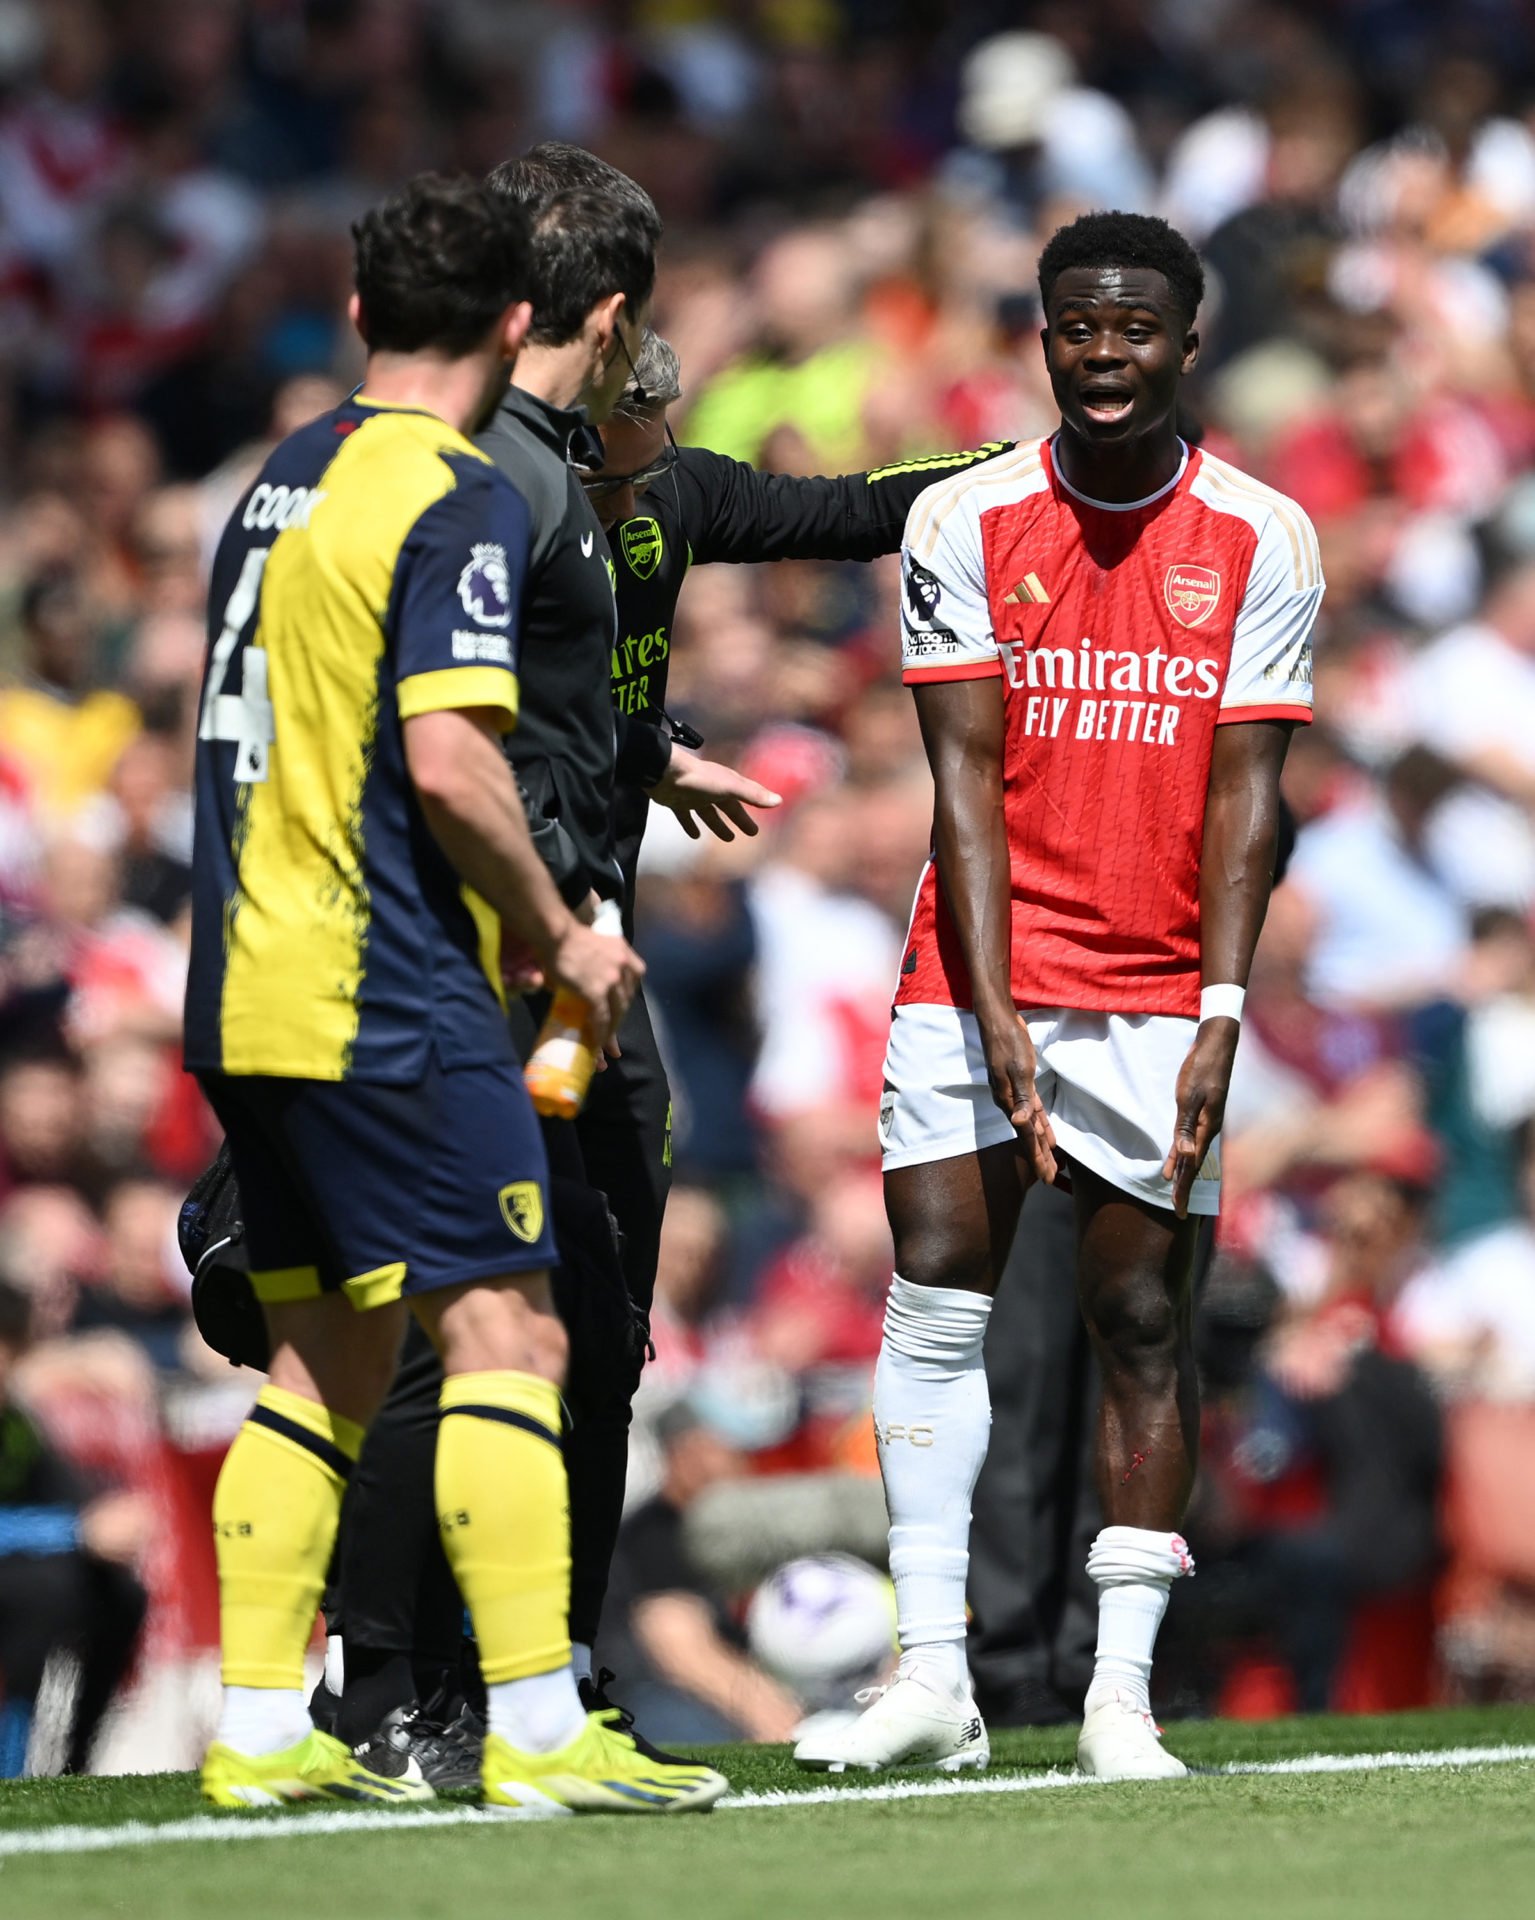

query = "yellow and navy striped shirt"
(185, 395), (531, 1083)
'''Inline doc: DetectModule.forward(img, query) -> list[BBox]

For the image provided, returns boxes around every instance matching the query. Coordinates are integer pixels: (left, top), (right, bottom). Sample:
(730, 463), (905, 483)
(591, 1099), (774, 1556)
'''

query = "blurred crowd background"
(5, 0), (1535, 1771)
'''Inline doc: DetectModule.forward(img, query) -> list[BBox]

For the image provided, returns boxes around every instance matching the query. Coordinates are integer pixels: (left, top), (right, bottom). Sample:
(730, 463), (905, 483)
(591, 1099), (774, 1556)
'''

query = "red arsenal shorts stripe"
(901, 658), (1004, 686)
(1216, 703), (1313, 726)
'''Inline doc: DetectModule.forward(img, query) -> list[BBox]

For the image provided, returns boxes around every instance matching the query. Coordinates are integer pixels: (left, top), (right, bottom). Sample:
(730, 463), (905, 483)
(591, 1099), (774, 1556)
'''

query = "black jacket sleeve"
(615, 713), (673, 789)
(676, 442), (1016, 567)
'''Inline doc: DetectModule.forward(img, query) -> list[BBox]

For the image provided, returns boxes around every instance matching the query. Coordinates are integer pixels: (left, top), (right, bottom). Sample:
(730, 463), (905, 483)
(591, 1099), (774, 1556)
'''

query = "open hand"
(1161, 1017), (1239, 1217)
(980, 1010), (1056, 1182)
(653, 747), (782, 841)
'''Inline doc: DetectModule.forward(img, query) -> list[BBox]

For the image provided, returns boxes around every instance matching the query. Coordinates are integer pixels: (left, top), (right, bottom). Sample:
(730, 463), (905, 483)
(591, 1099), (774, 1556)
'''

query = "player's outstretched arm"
(679, 443), (1015, 567)
(404, 706), (642, 1046)
(1162, 717), (1294, 1215)
(914, 679), (1056, 1182)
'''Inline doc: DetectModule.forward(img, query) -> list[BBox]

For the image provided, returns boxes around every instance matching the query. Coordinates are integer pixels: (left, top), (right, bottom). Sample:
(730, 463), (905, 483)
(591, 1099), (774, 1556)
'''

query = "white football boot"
(1076, 1690), (1187, 1782)
(793, 1667), (989, 1774)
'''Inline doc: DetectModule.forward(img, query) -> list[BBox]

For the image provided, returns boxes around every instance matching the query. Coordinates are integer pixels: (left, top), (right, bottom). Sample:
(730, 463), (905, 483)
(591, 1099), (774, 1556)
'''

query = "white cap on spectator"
(958, 32), (1075, 150)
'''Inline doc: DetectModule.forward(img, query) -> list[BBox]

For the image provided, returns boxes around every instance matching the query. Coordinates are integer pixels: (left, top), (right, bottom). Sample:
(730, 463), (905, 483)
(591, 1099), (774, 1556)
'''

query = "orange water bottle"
(524, 899), (623, 1119)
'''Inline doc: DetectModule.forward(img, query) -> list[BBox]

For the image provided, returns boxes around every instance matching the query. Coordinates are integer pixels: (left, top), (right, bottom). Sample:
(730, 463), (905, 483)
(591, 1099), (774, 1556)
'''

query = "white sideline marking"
(724, 1741), (1535, 1806)
(4, 1742), (1535, 1858)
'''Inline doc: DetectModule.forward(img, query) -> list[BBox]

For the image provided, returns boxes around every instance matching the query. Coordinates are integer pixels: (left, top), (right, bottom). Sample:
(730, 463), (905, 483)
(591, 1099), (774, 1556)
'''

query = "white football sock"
(896, 1641), (971, 1694)
(487, 1666), (588, 1755)
(1083, 1526), (1195, 1716)
(570, 1640), (594, 1688)
(215, 1686), (312, 1757)
(875, 1275), (992, 1699)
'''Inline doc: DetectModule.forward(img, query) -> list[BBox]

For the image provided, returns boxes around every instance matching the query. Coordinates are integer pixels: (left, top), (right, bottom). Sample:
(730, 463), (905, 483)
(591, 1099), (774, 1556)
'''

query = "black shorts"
(199, 1056), (557, 1310)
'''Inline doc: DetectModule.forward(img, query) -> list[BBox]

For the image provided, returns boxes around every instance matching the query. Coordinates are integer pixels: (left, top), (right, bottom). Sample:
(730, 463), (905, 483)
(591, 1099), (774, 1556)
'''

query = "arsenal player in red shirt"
(795, 212), (1320, 1781)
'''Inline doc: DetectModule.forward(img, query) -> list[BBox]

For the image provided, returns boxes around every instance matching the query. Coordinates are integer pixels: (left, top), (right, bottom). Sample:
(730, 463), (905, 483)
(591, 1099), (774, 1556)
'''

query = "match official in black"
(329, 310), (1013, 1768)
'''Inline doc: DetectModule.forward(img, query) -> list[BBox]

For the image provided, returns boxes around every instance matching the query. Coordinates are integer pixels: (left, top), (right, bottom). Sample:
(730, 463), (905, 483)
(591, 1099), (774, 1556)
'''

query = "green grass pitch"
(4, 1706), (1535, 1920)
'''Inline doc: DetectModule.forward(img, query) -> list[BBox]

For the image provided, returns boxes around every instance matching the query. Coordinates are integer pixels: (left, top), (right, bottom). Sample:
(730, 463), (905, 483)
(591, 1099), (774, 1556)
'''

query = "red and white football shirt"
(896, 436), (1320, 1019)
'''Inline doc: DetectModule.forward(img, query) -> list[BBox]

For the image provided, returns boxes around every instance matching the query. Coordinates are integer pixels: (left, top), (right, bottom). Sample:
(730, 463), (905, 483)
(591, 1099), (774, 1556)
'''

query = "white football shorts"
(878, 1003), (1220, 1216)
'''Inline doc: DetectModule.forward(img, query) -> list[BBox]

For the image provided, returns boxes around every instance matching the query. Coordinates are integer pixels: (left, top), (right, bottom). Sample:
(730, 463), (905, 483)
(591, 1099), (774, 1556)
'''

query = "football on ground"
(746, 1553), (895, 1706)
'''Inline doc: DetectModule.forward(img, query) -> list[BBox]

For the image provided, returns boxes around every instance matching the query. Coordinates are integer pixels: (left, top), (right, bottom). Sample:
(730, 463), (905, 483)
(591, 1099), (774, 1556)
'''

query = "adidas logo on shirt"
(1003, 572), (1051, 605)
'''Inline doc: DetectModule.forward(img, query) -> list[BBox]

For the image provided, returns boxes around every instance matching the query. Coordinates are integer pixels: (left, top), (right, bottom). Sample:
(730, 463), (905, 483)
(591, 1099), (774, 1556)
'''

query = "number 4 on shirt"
(199, 545), (275, 784)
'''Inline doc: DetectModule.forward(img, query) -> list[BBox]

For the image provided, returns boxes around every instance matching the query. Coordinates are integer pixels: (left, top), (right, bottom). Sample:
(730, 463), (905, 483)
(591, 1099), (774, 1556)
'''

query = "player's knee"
(429, 1278), (569, 1385)
(1086, 1275), (1181, 1387)
(892, 1230), (992, 1293)
(269, 1313), (399, 1429)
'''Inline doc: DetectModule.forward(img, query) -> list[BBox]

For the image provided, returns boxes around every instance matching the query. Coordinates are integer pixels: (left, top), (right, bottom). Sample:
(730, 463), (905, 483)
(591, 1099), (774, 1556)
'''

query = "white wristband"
(1199, 984), (1245, 1025)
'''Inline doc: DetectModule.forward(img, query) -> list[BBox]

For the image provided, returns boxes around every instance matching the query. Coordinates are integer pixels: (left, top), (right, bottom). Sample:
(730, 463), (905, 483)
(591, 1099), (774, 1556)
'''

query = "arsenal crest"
(1163, 564), (1221, 629)
(621, 516), (664, 581)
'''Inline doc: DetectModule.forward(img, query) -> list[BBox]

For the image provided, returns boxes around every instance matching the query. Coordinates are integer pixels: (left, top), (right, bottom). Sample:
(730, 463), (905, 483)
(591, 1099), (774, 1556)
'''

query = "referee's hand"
(550, 921), (645, 1047)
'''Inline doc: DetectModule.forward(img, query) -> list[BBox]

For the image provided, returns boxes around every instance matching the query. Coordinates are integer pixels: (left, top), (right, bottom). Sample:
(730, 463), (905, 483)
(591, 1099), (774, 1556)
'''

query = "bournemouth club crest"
(499, 1181), (545, 1245)
(621, 517), (664, 581)
(1164, 564), (1221, 629)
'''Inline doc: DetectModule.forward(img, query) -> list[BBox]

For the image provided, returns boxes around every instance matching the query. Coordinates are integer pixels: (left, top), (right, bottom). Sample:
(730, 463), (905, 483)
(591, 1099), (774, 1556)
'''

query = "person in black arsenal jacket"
(573, 328), (1013, 1677)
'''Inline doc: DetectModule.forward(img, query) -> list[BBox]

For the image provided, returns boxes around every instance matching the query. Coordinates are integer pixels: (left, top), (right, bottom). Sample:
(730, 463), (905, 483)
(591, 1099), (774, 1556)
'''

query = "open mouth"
(1079, 388), (1135, 425)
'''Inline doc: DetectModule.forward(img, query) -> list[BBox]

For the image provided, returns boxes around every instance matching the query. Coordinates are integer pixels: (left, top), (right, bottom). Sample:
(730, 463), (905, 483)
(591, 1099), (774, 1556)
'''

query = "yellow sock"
(214, 1383), (365, 1689)
(436, 1370), (571, 1683)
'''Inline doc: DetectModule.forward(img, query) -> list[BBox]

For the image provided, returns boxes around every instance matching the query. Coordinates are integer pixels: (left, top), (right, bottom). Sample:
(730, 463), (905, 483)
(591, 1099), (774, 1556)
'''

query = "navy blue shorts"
(198, 1057), (557, 1310)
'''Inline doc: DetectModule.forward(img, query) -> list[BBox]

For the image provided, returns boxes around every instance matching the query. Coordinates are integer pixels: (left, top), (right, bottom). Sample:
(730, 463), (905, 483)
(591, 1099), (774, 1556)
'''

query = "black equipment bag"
(178, 1142), (269, 1371)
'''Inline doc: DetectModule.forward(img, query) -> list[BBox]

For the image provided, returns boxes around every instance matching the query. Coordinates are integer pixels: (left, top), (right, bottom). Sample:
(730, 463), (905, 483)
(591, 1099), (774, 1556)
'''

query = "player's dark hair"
(524, 187), (660, 346)
(487, 141), (659, 224)
(351, 173), (532, 358)
(1038, 211), (1205, 329)
(485, 145), (661, 347)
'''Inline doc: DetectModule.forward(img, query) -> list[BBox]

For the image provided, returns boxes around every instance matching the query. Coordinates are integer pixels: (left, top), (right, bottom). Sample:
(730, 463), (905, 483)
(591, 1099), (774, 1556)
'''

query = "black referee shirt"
(477, 383), (624, 905)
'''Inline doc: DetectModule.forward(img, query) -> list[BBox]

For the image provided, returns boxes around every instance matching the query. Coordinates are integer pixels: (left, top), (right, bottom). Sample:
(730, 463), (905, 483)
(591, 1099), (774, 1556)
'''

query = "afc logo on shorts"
(1163, 563), (1221, 629)
(499, 1180), (545, 1244)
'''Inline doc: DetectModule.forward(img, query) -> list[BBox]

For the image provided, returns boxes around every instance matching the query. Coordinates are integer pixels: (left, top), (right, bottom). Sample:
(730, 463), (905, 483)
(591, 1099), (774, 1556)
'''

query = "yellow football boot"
(480, 1710), (728, 1816)
(201, 1728), (436, 1808)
